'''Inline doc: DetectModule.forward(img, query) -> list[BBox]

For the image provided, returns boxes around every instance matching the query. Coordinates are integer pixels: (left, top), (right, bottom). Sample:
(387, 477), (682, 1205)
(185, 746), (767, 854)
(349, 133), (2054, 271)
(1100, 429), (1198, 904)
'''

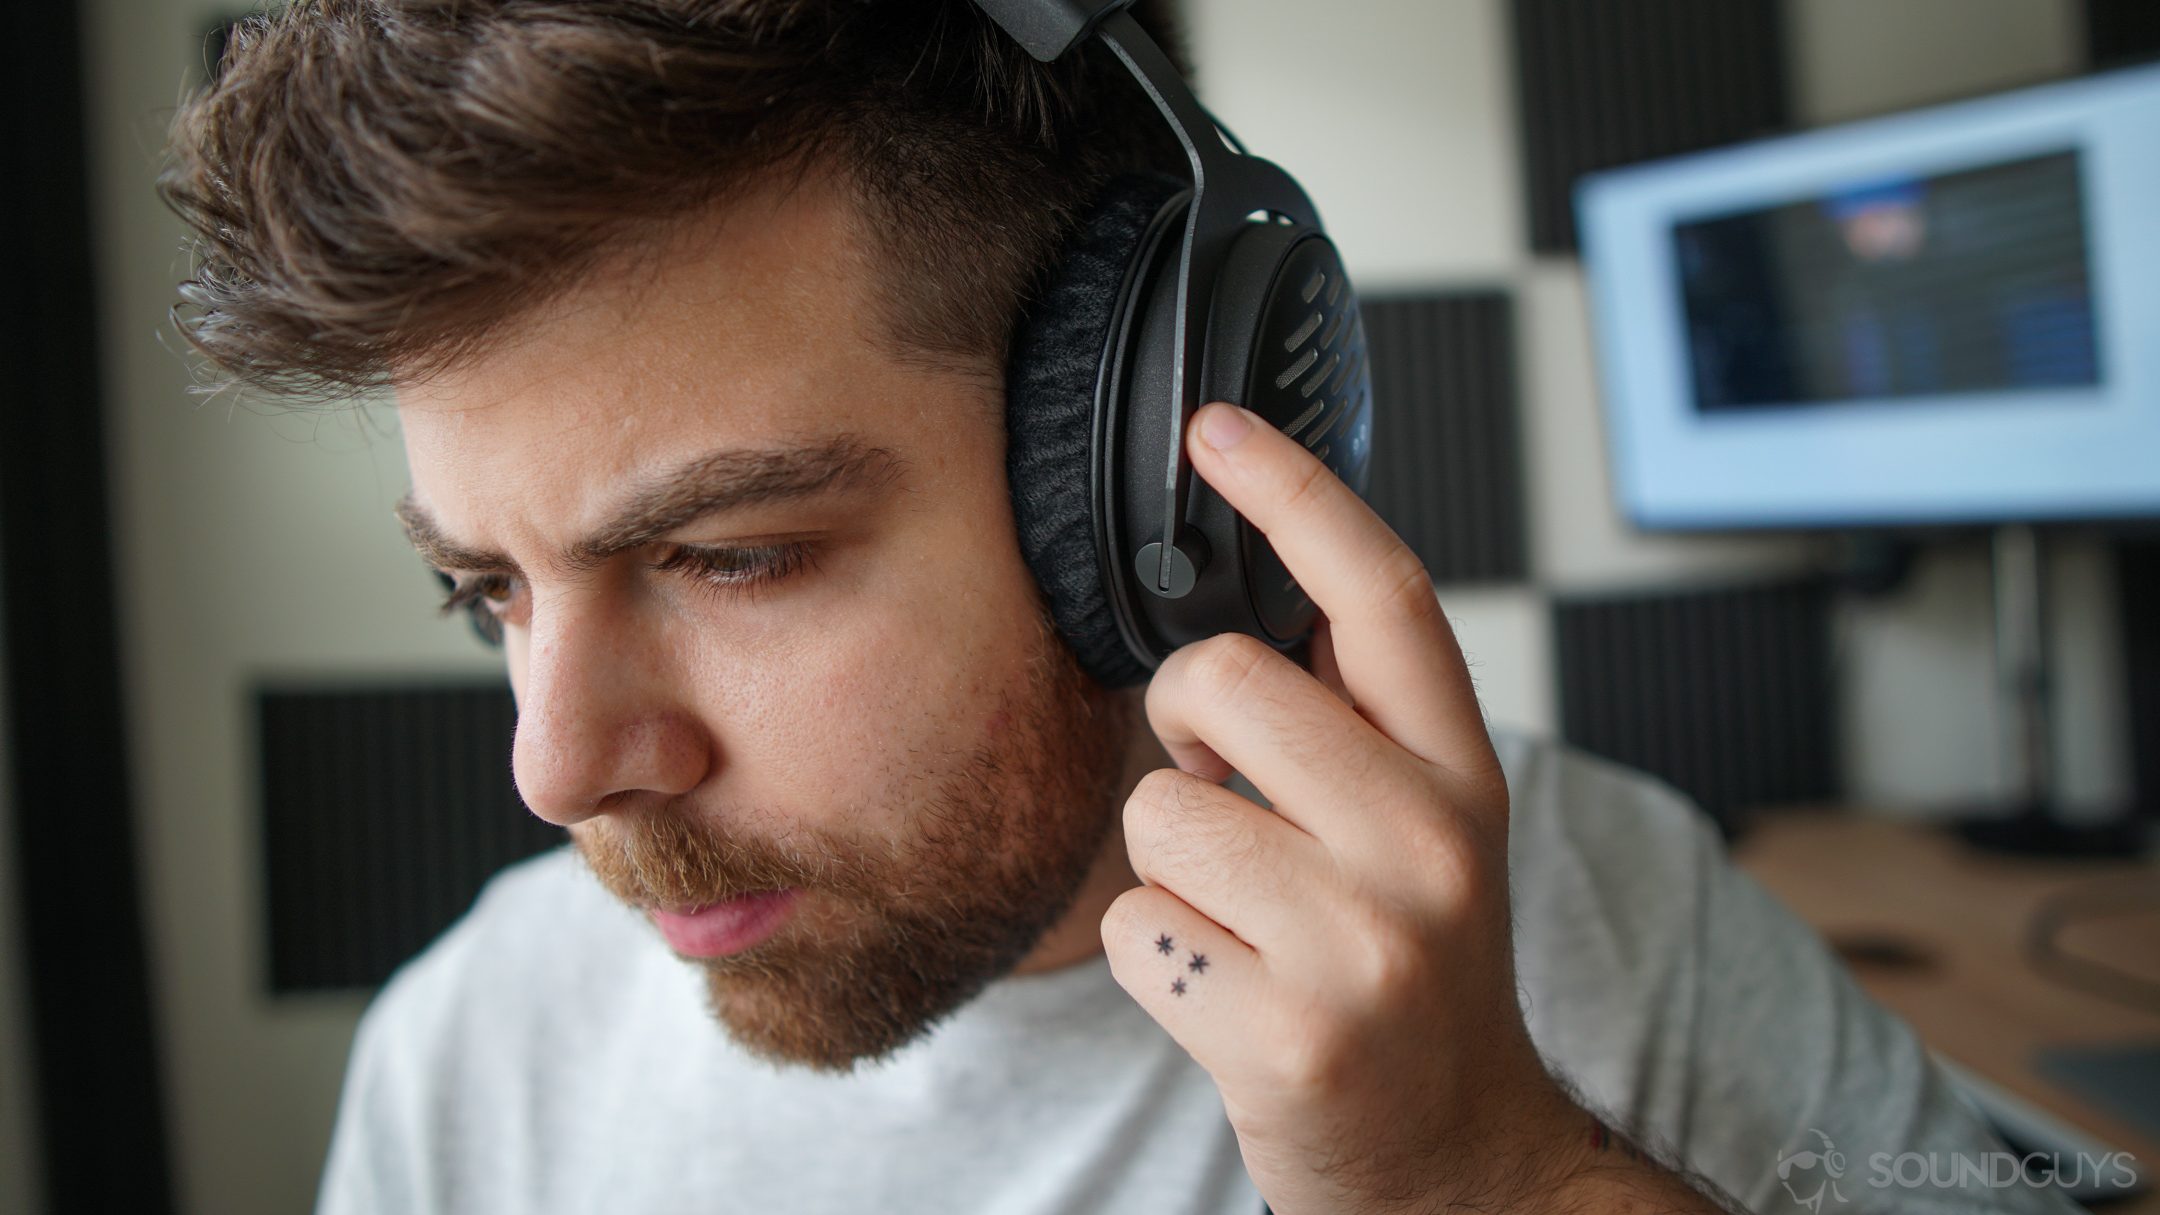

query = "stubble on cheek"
(573, 608), (1138, 1072)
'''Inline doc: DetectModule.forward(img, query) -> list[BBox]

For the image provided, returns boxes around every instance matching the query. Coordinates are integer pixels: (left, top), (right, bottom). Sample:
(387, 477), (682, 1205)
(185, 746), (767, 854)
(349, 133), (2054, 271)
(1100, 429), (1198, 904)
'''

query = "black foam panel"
(2086, 0), (2160, 70)
(2119, 537), (2160, 818)
(1553, 578), (1839, 840)
(256, 682), (562, 991)
(1360, 291), (1528, 585)
(1509, 0), (1792, 253)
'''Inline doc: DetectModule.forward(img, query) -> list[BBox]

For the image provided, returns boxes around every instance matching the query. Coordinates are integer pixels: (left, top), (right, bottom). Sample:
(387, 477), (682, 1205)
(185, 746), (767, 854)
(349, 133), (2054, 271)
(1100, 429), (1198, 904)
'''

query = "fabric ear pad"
(1004, 172), (1187, 689)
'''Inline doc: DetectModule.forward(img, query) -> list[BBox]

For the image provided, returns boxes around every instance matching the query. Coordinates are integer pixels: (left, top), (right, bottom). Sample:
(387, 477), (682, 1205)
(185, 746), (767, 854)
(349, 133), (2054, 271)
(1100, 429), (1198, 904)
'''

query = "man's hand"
(1101, 402), (1735, 1215)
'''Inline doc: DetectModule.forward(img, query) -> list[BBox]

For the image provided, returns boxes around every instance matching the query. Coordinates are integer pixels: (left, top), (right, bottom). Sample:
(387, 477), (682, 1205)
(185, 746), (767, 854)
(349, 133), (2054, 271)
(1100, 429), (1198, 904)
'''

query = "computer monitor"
(1575, 63), (2160, 531)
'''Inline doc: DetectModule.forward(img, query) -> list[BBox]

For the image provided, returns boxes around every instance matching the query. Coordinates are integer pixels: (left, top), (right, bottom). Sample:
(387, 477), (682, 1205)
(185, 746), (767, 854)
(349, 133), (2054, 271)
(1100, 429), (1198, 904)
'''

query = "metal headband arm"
(971, 0), (1137, 62)
(1094, 10), (1230, 592)
(973, 0), (1324, 597)
(1094, 11), (1320, 594)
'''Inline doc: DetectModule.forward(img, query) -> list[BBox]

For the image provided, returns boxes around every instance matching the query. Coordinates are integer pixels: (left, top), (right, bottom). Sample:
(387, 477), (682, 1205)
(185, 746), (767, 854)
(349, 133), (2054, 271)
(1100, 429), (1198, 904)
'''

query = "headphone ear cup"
(1005, 172), (1187, 689)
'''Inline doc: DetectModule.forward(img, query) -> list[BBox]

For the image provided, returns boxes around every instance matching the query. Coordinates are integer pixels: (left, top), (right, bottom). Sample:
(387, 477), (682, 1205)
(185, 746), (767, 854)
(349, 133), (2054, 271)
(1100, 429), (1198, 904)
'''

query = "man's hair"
(159, 0), (1189, 400)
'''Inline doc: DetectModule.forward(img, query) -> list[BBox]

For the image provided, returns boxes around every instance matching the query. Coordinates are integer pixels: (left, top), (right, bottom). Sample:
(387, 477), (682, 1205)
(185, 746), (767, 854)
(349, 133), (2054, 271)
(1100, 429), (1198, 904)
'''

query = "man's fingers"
(1147, 632), (1425, 863)
(1309, 615), (1352, 708)
(1099, 877), (1266, 1074)
(1117, 765), (1320, 953)
(1184, 402), (1501, 788)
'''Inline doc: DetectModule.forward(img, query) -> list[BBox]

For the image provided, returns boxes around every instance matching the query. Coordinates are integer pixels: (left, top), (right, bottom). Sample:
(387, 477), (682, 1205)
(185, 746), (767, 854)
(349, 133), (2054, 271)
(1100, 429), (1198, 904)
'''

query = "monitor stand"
(1952, 524), (2149, 859)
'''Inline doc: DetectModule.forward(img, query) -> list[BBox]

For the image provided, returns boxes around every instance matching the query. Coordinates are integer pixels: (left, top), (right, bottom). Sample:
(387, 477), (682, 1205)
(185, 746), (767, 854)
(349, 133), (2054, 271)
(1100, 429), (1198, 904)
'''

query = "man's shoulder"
(351, 843), (653, 1071)
(1485, 727), (1728, 1003)
(320, 843), (684, 1208)
(1488, 725), (1721, 870)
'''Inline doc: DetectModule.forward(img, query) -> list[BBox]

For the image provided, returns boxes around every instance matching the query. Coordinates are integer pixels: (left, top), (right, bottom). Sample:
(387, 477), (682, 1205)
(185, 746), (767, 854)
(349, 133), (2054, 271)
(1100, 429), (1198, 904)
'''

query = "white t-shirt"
(315, 729), (2077, 1214)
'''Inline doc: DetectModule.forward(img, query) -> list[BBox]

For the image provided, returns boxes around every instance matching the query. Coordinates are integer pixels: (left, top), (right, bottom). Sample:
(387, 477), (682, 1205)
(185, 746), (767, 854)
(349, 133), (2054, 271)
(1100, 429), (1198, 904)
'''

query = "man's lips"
(647, 888), (801, 958)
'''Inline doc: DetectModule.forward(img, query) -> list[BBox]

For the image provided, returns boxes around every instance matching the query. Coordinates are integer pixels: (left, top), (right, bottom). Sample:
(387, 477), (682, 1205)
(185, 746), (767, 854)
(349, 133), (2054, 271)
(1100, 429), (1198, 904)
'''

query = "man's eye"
(426, 542), (815, 644)
(651, 542), (817, 601)
(431, 569), (511, 647)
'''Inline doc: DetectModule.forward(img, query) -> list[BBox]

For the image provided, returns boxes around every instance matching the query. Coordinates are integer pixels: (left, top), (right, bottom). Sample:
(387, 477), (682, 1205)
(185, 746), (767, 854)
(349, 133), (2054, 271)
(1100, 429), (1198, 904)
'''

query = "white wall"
(81, 2), (2130, 1213)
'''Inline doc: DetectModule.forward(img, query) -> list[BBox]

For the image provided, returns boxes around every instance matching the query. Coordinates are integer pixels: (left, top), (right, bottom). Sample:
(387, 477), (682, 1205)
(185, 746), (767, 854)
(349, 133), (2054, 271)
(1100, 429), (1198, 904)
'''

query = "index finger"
(1184, 400), (1499, 785)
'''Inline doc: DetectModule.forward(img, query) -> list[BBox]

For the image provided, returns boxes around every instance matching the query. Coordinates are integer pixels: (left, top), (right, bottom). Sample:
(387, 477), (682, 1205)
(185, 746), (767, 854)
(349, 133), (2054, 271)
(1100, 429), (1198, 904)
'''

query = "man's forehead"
(389, 165), (884, 413)
(387, 179), (876, 491)
(384, 165), (993, 578)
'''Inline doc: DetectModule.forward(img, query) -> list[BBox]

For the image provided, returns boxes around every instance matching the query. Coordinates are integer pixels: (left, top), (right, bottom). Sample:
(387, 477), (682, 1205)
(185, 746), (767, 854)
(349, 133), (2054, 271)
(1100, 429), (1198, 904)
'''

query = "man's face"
(394, 167), (1146, 1073)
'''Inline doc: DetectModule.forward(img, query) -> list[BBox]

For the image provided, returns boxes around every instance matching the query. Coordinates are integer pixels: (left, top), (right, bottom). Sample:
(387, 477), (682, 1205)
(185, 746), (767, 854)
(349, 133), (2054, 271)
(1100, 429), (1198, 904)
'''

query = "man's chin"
(687, 903), (1040, 1075)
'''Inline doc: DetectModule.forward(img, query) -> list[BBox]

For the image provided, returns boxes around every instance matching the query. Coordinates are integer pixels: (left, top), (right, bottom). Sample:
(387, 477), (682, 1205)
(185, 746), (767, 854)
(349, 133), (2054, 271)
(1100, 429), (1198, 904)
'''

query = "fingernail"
(1198, 403), (1254, 450)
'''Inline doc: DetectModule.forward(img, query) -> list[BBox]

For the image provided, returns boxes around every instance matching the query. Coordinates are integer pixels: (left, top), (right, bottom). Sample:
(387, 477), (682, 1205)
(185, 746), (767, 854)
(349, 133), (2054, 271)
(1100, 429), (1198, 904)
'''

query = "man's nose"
(509, 588), (710, 827)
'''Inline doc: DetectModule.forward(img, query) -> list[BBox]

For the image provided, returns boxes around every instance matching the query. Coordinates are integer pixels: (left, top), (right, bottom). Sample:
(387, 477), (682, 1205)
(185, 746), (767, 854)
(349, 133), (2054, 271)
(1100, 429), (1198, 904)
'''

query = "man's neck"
(1011, 693), (1166, 976)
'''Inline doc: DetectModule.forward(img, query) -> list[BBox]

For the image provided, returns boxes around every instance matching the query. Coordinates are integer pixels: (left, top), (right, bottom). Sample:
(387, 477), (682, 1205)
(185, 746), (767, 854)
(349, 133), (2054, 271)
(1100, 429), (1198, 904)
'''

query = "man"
(158, 2), (2070, 1212)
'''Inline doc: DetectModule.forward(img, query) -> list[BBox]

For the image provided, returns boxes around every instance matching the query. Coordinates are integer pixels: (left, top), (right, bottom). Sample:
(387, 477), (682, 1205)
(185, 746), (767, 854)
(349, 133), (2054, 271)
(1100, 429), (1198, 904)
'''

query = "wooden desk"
(1737, 813), (2159, 1212)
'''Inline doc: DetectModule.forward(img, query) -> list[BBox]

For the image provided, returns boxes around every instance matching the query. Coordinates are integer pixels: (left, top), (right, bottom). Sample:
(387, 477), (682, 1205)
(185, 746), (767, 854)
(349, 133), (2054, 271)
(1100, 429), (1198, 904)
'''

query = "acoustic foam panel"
(1360, 291), (1529, 585)
(2086, 0), (2160, 70)
(2119, 537), (2160, 817)
(257, 682), (562, 991)
(1553, 578), (1839, 839)
(1509, 0), (1792, 253)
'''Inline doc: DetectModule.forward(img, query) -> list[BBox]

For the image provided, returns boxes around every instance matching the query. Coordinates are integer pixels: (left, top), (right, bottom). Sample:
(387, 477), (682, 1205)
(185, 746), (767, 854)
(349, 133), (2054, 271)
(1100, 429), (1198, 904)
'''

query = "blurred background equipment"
(1577, 64), (2160, 853)
(1578, 65), (2160, 532)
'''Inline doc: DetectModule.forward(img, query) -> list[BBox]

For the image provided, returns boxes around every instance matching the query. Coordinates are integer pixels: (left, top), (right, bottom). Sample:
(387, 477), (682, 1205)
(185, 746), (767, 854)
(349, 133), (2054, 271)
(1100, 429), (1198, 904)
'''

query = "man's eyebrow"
(393, 436), (903, 576)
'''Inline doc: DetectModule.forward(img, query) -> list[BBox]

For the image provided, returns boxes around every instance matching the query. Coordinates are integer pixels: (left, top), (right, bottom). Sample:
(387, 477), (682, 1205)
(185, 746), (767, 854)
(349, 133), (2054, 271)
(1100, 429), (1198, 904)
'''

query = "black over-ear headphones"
(985, 0), (1375, 688)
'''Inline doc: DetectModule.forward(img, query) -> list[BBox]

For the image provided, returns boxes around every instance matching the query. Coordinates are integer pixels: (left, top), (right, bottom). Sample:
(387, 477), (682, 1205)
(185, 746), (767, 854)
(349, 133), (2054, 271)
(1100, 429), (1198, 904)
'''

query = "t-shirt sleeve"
(1502, 736), (2082, 1215)
(1668, 818), (2079, 1213)
(314, 983), (435, 1215)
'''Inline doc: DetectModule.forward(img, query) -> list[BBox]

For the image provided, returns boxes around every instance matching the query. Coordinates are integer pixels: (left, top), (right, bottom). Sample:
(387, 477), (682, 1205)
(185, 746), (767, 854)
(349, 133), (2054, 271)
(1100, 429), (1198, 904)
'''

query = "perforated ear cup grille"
(1243, 238), (1373, 639)
(1005, 172), (1187, 688)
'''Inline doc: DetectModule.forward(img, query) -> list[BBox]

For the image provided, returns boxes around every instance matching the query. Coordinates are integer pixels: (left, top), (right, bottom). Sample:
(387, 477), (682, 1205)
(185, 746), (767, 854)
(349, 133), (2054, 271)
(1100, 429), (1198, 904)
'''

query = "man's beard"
(571, 608), (1138, 1074)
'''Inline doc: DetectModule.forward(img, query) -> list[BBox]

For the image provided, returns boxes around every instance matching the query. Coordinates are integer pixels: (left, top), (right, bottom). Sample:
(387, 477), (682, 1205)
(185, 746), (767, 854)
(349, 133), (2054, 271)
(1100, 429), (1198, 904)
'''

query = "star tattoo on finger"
(1187, 952), (1208, 974)
(1171, 977), (1187, 996)
(1154, 933), (1175, 955)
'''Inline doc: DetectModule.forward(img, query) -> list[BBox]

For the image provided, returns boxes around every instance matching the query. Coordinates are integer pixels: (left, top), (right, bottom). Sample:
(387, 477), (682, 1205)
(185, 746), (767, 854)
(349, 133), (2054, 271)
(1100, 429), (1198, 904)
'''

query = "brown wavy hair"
(158, 0), (1189, 400)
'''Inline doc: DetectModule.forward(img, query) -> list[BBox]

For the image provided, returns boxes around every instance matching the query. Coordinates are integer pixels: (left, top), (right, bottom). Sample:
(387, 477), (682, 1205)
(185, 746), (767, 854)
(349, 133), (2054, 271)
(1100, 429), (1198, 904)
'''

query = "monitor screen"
(1577, 64), (2160, 530)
